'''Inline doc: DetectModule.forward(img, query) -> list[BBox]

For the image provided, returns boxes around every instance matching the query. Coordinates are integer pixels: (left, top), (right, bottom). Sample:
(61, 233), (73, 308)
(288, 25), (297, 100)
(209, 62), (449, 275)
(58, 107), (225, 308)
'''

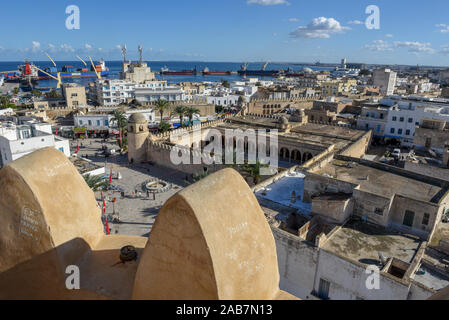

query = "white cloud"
(31, 41), (41, 52)
(393, 41), (434, 53)
(385, 34), (394, 38)
(247, 0), (289, 5)
(348, 20), (363, 25)
(288, 18), (299, 22)
(289, 17), (350, 39)
(364, 40), (393, 52)
(60, 44), (75, 53)
(439, 45), (449, 55)
(84, 43), (93, 50)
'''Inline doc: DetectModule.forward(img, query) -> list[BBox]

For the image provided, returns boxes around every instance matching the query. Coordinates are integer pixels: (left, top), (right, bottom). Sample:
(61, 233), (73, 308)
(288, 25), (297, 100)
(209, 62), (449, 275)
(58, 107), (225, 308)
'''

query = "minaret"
(127, 113), (149, 164)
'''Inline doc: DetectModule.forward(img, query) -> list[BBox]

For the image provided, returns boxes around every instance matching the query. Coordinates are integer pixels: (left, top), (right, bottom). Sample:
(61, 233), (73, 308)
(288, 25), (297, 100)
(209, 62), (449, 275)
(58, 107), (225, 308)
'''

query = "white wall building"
(373, 68), (397, 96)
(134, 84), (185, 103)
(94, 79), (170, 106)
(0, 121), (70, 167)
(74, 109), (155, 132)
(357, 96), (449, 146)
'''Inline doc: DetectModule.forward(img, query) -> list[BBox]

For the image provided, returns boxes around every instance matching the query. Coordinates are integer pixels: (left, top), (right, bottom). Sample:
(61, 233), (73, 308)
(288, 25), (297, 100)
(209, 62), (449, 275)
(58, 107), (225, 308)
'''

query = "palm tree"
(154, 99), (169, 122)
(241, 160), (270, 185)
(174, 105), (187, 128)
(111, 110), (127, 148)
(83, 174), (108, 191)
(185, 106), (200, 127)
(158, 121), (172, 133)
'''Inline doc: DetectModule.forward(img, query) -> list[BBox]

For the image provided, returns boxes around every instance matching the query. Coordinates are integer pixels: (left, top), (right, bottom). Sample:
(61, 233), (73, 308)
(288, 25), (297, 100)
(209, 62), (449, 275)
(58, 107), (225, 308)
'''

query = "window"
(400, 117), (404, 122)
(96, 120), (101, 126)
(88, 120), (92, 126)
(377, 125), (381, 132)
(79, 120), (83, 125)
(380, 113), (384, 119)
(422, 213), (430, 226)
(408, 118), (413, 123)
(406, 130), (410, 136)
(390, 128), (395, 134)
(403, 210), (415, 227)
(104, 120), (109, 126)
(398, 129), (403, 135)
(318, 279), (330, 300)
(375, 208), (383, 216)
(392, 116), (397, 121)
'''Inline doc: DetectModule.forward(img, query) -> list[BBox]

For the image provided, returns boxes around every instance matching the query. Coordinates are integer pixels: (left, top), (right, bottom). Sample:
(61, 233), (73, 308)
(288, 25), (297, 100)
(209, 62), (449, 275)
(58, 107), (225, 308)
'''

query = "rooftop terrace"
(316, 159), (443, 202)
(322, 219), (422, 266)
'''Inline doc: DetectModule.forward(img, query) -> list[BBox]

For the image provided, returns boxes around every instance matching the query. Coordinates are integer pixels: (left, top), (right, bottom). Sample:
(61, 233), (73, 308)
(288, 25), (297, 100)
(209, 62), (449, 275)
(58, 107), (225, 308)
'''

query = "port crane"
(76, 55), (88, 67)
(89, 56), (102, 80)
(33, 66), (62, 89)
(262, 61), (270, 71)
(44, 52), (57, 68)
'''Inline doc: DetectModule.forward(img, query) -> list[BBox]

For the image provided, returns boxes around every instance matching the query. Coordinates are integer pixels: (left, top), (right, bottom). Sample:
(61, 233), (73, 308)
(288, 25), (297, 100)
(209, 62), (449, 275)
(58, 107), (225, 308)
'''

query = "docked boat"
(237, 62), (279, 77)
(37, 60), (109, 79)
(161, 66), (198, 76)
(202, 67), (231, 76)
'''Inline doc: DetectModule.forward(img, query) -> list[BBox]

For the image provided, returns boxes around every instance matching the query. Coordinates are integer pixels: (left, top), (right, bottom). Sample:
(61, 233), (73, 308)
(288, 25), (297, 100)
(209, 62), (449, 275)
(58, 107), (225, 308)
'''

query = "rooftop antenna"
(138, 45), (143, 66)
(121, 44), (127, 63)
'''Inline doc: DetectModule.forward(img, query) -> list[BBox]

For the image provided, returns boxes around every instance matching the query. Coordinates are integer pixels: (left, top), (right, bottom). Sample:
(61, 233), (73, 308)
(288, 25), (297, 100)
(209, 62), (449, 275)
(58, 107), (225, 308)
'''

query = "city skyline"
(2, 0), (449, 66)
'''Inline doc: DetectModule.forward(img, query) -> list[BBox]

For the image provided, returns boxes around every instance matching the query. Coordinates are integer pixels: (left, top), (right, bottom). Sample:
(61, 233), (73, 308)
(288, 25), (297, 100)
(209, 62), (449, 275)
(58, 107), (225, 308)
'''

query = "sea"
(0, 60), (334, 88)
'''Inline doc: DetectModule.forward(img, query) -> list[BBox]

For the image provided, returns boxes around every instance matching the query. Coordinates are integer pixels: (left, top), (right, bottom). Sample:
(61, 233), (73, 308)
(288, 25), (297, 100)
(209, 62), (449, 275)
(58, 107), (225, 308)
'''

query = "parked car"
(391, 149), (401, 159)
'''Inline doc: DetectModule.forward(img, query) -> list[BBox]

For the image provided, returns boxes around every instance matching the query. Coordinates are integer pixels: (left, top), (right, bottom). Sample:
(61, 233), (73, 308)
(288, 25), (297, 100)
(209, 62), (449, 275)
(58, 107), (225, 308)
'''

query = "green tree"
(241, 160), (270, 185)
(31, 89), (42, 98)
(47, 90), (61, 98)
(221, 80), (230, 88)
(185, 106), (200, 127)
(154, 99), (169, 122)
(158, 121), (172, 133)
(111, 110), (128, 148)
(83, 174), (108, 191)
(12, 88), (19, 95)
(215, 105), (224, 114)
(174, 105), (187, 128)
(238, 96), (247, 106)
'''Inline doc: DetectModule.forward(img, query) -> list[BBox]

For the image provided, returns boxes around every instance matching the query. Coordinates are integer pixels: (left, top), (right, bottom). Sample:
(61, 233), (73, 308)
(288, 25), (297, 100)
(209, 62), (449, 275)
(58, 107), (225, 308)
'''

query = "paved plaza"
(69, 138), (190, 237)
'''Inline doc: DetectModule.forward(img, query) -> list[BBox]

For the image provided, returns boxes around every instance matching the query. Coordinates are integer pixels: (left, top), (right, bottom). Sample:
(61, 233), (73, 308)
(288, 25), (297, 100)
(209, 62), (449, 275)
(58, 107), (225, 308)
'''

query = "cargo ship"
(202, 67), (231, 76)
(160, 66), (198, 76)
(37, 60), (109, 79)
(237, 62), (279, 77)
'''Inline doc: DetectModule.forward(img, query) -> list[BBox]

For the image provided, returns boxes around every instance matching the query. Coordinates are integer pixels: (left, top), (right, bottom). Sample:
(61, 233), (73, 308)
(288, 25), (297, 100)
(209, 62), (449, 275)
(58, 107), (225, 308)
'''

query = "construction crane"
(34, 66), (62, 89)
(89, 56), (101, 80)
(76, 55), (87, 67)
(44, 52), (57, 68)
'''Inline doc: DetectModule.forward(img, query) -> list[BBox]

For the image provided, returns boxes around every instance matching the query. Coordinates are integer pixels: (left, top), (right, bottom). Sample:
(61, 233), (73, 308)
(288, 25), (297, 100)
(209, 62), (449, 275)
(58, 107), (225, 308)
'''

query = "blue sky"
(1, 0), (449, 65)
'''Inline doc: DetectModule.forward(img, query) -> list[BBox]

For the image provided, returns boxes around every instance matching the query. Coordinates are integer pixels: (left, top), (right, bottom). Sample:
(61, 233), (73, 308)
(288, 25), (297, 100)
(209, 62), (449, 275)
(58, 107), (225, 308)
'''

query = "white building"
(0, 120), (70, 167)
(94, 79), (136, 106)
(373, 68), (397, 96)
(134, 84), (185, 104)
(94, 79), (170, 106)
(357, 96), (449, 146)
(74, 109), (156, 132)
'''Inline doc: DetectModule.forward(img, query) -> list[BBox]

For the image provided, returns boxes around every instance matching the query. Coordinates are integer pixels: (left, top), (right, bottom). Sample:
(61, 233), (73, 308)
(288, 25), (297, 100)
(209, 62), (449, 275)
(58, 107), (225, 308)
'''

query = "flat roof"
(323, 219), (422, 266)
(217, 121), (364, 151)
(316, 159), (442, 202)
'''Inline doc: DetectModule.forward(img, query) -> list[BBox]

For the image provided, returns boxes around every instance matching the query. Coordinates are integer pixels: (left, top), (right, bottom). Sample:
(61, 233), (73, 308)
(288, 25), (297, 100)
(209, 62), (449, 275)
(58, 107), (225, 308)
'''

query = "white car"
(391, 149), (401, 159)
